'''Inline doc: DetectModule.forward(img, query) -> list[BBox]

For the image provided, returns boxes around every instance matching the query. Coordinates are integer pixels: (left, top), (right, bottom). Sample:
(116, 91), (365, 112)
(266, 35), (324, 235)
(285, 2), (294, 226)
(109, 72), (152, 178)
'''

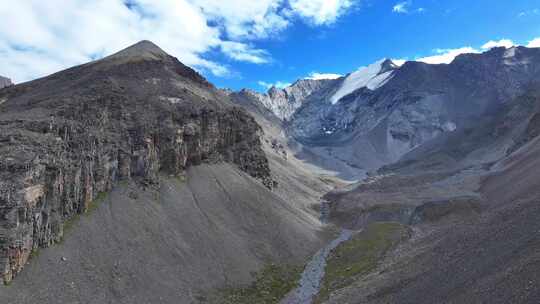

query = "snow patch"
(443, 121), (457, 132)
(146, 78), (161, 85)
(159, 96), (182, 104)
(331, 59), (394, 104)
(307, 72), (342, 80)
(503, 47), (516, 59)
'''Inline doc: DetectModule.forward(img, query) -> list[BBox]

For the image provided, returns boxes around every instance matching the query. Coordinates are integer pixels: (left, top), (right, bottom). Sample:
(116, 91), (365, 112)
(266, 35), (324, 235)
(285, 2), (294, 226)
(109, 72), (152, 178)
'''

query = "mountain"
(0, 76), (12, 89)
(0, 41), (333, 303)
(250, 78), (340, 121)
(3, 39), (540, 304)
(228, 46), (540, 303)
(248, 47), (540, 181)
(320, 84), (540, 304)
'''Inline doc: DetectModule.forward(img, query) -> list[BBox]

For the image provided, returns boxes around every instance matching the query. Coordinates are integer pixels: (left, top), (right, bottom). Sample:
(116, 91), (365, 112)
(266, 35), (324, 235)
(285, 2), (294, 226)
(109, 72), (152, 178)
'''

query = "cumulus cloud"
(258, 80), (291, 89)
(0, 0), (357, 83)
(289, 0), (354, 25)
(528, 38), (540, 48)
(220, 41), (271, 64)
(307, 72), (342, 80)
(193, 0), (290, 39)
(0, 0), (233, 82)
(481, 39), (515, 50)
(417, 47), (479, 64)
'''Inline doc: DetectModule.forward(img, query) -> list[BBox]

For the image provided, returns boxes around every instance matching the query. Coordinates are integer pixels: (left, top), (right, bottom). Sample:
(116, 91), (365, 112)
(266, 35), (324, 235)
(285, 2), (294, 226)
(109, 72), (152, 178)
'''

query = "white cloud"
(481, 39), (515, 50)
(528, 37), (540, 48)
(289, 0), (354, 25)
(220, 41), (271, 64)
(518, 8), (539, 17)
(192, 0), (290, 39)
(258, 80), (291, 89)
(417, 47), (479, 64)
(0, 0), (357, 83)
(393, 1), (410, 14)
(0, 0), (238, 82)
(414, 36), (540, 65)
(307, 72), (342, 80)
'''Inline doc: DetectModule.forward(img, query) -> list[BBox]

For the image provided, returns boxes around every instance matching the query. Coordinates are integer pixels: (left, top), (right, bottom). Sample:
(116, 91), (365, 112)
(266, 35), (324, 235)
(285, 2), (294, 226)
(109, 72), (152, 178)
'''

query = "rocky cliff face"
(0, 41), (272, 284)
(0, 76), (12, 89)
(249, 78), (340, 120)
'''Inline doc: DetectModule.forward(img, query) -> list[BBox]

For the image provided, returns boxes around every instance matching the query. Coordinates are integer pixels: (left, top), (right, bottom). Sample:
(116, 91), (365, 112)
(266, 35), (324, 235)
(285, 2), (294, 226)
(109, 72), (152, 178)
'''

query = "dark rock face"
(0, 41), (272, 284)
(0, 76), (12, 89)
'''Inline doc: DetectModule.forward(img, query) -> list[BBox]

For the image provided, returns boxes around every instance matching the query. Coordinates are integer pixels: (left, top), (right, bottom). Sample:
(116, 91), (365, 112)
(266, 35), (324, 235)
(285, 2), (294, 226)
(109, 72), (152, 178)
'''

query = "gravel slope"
(0, 164), (330, 304)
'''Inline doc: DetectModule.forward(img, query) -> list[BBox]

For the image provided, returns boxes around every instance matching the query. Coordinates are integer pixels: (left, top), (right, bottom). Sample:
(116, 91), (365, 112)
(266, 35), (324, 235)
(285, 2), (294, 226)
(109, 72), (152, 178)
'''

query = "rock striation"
(0, 40), (272, 284)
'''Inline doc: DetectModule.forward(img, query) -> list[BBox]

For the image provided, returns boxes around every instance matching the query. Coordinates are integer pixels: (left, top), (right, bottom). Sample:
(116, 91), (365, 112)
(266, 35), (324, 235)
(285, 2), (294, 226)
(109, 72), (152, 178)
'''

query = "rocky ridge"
(0, 41), (272, 284)
(249, 78), (340, 121)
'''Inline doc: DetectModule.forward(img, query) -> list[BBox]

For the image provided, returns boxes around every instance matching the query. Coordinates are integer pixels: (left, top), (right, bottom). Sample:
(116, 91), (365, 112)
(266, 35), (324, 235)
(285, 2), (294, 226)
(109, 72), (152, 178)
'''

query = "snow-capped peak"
(330, 59), (397, 104)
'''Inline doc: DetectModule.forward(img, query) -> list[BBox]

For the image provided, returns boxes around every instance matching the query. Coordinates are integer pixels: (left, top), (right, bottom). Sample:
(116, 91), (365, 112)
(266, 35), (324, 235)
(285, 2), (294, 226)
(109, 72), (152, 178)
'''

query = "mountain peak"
(379, 59), (398, 74)
(103, 40), (170, 63)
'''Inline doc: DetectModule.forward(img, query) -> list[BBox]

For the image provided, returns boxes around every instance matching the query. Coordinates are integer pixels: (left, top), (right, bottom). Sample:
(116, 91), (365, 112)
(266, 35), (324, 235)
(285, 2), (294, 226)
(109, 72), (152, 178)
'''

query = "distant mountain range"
(245, 46), (540, 180)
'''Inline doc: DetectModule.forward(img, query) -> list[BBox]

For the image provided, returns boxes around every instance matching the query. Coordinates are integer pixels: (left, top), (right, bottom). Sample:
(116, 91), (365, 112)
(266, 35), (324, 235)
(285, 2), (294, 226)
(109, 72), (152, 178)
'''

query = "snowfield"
(331, 59), (396, 104)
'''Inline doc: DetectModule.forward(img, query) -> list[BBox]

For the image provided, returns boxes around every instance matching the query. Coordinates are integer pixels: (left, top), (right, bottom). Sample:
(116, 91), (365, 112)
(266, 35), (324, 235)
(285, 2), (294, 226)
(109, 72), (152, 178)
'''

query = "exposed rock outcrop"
(0, 41), (272, 284)
(247, 78), (340, 121)
(0, 76), (12, 89)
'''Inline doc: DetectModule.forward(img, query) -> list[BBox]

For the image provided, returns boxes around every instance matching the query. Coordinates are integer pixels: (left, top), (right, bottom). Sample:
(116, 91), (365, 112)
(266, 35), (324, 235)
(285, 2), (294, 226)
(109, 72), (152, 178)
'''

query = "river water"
(280, 229), (353, 304)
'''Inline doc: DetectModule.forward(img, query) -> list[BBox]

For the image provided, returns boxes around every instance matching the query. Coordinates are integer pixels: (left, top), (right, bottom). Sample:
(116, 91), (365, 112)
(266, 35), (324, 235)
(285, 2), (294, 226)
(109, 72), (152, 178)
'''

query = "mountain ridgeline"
(248, 46), (540, 179)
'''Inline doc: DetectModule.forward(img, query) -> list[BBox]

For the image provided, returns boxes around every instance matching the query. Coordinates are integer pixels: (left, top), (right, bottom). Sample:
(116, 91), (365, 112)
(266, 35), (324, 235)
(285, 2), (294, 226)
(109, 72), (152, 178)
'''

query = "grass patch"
(315, 222), (411, 303)
(62, 213), (81, 234)
(212, 263), (303, 304)
(85, 192), (108, 214)
(173, 173), (187, 186)
(29, 248), (40, 260)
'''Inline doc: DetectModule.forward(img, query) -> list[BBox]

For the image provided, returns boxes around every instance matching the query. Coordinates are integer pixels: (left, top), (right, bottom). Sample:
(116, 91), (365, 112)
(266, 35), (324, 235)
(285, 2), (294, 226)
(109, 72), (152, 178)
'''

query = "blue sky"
(1, 1), (540, 92)
(206, 0), (540, 91)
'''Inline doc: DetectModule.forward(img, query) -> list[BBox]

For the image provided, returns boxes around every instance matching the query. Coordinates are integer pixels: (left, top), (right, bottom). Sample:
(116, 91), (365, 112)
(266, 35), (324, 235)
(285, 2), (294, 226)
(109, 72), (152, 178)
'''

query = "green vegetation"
(61, 213), (81, 238)
(85, 192), (108, 214)
(29, 248), (40, 260)
(315, 222), (411, 303)
(172, 173), (187, 187)
(216, 263), (303, 304)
